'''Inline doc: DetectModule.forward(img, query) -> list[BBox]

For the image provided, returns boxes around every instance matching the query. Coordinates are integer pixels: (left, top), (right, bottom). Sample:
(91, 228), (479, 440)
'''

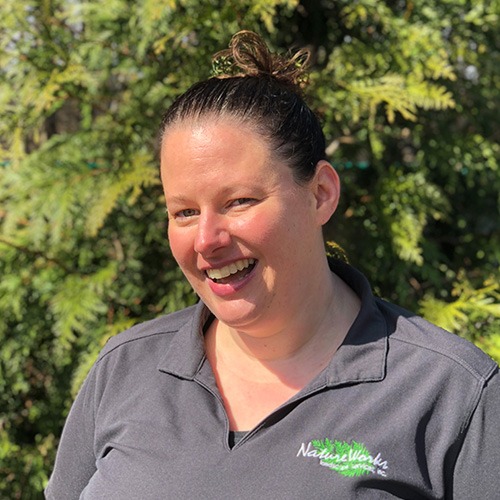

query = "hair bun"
(212, 30), (310, 93)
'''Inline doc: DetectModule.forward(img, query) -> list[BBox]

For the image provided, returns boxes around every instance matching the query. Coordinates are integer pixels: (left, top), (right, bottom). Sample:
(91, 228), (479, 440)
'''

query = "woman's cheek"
(235, 208), (287, 244)
(168, 226), (194, 267)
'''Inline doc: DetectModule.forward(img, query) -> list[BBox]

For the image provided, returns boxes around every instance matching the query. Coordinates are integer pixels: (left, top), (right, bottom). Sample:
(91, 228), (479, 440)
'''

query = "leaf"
(85, 151), (160, 237)
(50, 264), (118, 351)
(419, 277), (500, 339)
(343, 74), (455, 125)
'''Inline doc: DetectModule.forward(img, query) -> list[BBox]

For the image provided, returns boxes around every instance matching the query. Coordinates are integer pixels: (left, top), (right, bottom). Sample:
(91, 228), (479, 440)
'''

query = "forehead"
(161, 116), (268, 158)
(160, 118), (281, 192)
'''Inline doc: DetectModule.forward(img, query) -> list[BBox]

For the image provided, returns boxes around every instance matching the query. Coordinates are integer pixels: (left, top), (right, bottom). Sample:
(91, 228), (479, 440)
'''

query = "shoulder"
(377, 298), (498, 383)
(97, 304), (199, 361)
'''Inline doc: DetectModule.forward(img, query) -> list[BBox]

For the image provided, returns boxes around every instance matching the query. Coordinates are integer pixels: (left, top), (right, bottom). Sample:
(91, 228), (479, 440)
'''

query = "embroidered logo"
(297, 438), (389, 477)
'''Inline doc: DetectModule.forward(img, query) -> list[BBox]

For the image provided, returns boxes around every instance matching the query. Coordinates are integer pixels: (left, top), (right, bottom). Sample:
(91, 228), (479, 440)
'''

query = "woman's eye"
(231, 198), (256, 207)
(176, 208), (198, 218)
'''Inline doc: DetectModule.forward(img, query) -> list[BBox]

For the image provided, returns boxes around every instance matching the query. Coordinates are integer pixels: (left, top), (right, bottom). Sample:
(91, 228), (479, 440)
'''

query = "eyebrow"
(164, 195), (192, 204)
(164, 177), (273, 212)
(166, 183), (262, 202)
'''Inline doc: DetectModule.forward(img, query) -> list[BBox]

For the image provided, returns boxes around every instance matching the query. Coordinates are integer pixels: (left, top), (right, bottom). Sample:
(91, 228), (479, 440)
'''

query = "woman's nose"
(194, 213), (231, 255)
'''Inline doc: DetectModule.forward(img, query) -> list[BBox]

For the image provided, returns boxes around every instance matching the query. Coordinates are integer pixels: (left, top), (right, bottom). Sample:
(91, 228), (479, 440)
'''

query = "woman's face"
(160, 118), (334, 335)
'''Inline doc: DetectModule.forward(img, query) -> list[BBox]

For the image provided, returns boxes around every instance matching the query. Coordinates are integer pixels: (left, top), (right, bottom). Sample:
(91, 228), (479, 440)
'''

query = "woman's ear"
(311, 160), (341, 226)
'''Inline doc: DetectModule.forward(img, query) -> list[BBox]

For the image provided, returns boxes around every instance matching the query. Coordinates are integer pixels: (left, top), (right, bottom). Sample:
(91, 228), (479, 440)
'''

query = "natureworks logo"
(297, 438), (389, 477)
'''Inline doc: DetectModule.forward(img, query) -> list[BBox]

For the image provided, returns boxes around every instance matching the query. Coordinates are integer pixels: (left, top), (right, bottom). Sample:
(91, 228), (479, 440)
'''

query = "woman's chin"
(203, 298), (261, 331)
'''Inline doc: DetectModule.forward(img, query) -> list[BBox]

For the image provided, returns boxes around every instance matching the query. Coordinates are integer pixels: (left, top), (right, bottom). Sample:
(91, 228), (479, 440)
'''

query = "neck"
(205, 267), (360, 384)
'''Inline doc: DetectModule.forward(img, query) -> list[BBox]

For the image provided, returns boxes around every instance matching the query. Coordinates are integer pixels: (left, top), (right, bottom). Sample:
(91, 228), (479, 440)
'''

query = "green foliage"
(376, 167), (450, 266)
(342, 74), (455, 124)
(0, 0), (498, 497)
(420, 276), (500, 337)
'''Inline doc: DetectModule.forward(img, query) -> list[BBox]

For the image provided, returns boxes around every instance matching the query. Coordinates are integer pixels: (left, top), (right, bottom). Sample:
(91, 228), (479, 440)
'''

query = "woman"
(46, 32), (499, 499)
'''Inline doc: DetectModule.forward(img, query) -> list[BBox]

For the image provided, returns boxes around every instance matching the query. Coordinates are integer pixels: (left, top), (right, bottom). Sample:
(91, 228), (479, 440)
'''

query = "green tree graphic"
(312, 439), (374, 477)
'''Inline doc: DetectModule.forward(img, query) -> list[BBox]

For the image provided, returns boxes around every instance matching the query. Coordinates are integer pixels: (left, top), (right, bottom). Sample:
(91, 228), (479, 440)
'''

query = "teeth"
(206, 259), (255, 280)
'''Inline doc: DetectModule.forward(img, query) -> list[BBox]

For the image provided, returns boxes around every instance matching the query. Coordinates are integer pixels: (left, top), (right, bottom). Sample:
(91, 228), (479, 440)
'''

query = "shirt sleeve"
(451, 367), (500, 499)
(45, 365), (98, 499)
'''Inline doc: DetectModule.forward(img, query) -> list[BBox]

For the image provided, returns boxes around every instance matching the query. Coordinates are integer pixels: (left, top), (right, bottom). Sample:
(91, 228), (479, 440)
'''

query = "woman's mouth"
(205, 258), (256, 284)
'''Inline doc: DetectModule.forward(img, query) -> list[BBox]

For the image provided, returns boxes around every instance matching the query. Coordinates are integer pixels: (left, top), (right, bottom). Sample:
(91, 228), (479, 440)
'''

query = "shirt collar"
(158, 259), (388, 386)
(321, 259), (387, 387)
(157, 301), (211, 380)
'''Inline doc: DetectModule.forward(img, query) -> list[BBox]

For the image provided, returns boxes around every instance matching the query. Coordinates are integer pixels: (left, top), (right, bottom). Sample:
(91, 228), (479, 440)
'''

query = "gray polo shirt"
(46, 261), (500, 499)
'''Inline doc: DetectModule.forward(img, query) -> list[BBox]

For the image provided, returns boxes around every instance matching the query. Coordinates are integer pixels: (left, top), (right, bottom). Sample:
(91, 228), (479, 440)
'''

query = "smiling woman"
(46, 31), (500, 500)
(161, 117), (342, 341)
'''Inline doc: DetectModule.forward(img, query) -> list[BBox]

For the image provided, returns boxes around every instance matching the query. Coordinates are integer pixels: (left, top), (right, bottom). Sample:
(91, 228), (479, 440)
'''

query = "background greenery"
(0, 0), (498, 497)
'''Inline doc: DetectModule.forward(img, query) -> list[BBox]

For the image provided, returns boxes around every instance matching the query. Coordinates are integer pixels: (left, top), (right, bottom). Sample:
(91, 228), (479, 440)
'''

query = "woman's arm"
(451, 368), (500, 499)
(45, 366), (98, 499)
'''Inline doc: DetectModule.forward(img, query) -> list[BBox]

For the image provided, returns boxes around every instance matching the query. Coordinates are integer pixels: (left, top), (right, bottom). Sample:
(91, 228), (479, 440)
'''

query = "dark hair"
(159, 31), (326, 184)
